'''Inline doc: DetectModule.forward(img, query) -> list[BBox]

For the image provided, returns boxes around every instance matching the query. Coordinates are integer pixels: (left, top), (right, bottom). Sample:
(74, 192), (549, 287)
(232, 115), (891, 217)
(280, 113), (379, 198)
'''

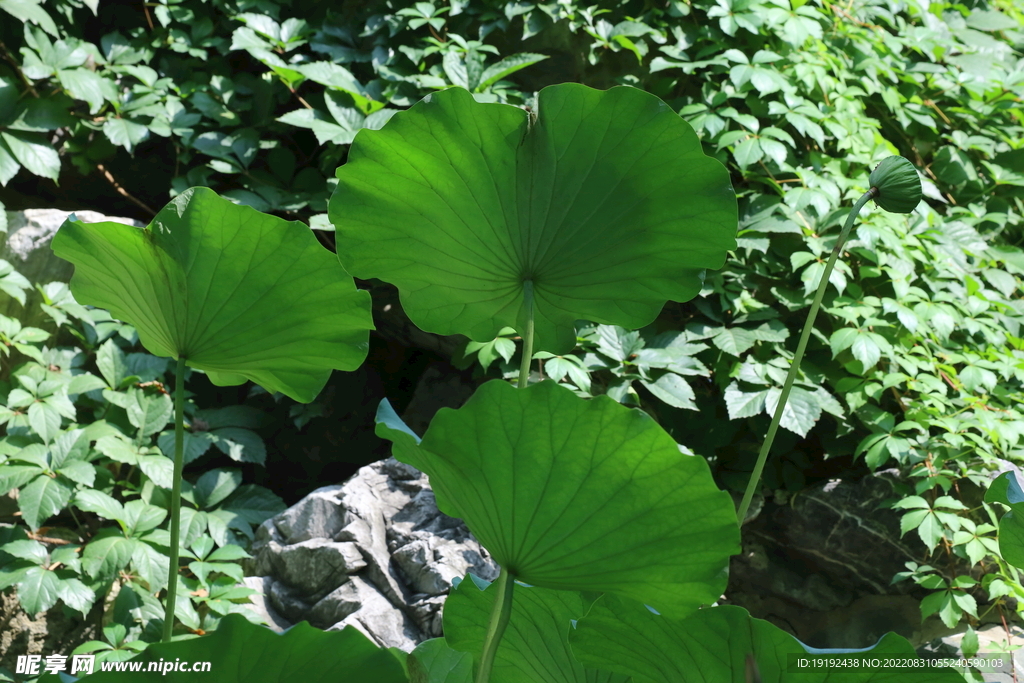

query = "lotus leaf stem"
(476, 568), (515, 683)
(518, 280), (535, 389)
(162, 356), (187, 642)
(477, 279), (535, 679)
(736, 188), (877, 525)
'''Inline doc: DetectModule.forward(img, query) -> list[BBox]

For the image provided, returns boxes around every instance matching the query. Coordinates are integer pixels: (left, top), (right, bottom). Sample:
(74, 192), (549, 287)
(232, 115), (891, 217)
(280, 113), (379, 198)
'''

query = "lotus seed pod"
(868, 156), (923, 214)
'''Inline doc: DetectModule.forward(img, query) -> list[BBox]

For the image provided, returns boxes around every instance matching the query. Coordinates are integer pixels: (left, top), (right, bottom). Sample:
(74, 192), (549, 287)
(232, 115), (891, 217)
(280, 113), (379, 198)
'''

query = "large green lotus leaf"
(330, 83), (736, 355)
(374, 379), (739, 617)
(571, 595), (967, 683)
(51, 187), (373, 403)
(985, 471), (1024, 570)
(36, 613), (408, 682)
(442, 573), (630, 683)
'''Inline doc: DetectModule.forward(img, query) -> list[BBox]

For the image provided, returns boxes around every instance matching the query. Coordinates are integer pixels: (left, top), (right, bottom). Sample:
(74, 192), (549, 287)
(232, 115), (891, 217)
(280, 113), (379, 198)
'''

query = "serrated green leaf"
(0, 130), (59, 180)
(16, 565), (62, 614)
(82, 533), (136, 579)
(103, 117), (150, 152)
(75, 489), (126, 523)
(96, 339), (128, 388)
(724, 382), (769, 420)
(18, 473), (73, 529)
(126, 388), (173, 436)
(640, 373), (697, 410)
(764, 386), (821, 438)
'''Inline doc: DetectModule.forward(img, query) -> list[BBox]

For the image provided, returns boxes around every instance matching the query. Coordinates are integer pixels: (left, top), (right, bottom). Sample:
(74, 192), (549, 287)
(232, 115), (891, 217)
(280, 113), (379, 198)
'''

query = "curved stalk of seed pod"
(476, 568), (515, 683)
(517, 280), (535, 389)
(736, 188), (877, 526)
(162, 356), (187, 642)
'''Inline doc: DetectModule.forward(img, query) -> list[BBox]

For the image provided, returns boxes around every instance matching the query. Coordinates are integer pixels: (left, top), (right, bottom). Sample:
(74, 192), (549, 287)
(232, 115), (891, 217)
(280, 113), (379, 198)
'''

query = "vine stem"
(517, 280), (535, 389)
(162, 356), (186, 642)
(476, 568), (515, 683)
(736, 189), (877, 525)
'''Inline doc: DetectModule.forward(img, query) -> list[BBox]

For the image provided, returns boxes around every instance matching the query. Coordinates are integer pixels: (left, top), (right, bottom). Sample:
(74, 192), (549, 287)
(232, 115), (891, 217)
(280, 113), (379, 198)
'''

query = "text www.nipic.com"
(101, 659), (212, 674)
(16, 655), (212, 676)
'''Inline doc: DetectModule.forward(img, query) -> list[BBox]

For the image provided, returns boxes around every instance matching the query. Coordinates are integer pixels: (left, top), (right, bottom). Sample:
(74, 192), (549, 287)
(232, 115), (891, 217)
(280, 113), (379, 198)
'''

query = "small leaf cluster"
(0, 263), (284, 667)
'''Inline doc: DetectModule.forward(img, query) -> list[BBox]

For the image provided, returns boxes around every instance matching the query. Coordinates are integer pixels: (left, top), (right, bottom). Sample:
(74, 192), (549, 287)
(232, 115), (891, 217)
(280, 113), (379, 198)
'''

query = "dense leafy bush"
(0, 255), (284, 674)
(1, 0), (1023, 657)
(32, 83), (973, 683)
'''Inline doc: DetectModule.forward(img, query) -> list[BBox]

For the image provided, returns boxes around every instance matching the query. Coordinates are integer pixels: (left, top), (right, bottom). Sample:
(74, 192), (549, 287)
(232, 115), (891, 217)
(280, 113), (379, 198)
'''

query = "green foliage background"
(1, 0), (1024, 657)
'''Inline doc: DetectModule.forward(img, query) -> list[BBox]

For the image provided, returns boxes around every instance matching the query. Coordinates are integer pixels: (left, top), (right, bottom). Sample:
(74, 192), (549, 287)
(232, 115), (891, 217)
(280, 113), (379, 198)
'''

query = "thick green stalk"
(736, 189), (877, 525)
(517, 280), (535, 389)
(476, 568), (515, 683)
(475, 281), (535, 679)
(162, 356), (187, 642)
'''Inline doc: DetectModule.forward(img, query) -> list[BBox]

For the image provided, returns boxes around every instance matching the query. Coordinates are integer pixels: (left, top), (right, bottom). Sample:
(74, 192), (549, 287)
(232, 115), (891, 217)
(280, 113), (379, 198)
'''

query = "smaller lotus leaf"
(35, 613), (407, 683)
(51, 187), (373, 403)
(571, 595), (968, 683)
(375, 379), (740, 617)
(330, 83), (737, 355)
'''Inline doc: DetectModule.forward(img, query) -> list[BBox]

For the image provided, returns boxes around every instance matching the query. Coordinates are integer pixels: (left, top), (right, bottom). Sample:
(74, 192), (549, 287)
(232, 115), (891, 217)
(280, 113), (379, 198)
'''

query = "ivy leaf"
(596, 326), (643, 362)
(850, 333), (884, 370)
(959, 365), (997, 393)
(56, 576), (95, 615)
(27, 401), (62, 442)
(81, 533), (136, 579)
(477, 53), (548, 91)
(96, 339), (128, 388)
(126, 389), (173, 437)
(103, 117), (150, 152)
(176, 508), (209, 549)
(0, 136), (21, 185)
(52, 187), (374, 403)
(220, 484), (285, 525)
(130, 541), (169, 592)
(74, 489), (127, 525)
(57, 67), (115, 114)
(19, 474), (74, 530)
(157, 430), (216, 465)
(210, 427), (266, 465)
(0, 466), (40, 496)
(764, 386), (822, 438)
(16, 566), (62, 615)
(0, 130), (59, 180)
(0, 0), (59, 37)
(330, 84), (736, 355)
(136, 452), (174, 489)
(639, 373), (697, 410)
(723, 382), (769, 420)
(711, 326), (758, 356)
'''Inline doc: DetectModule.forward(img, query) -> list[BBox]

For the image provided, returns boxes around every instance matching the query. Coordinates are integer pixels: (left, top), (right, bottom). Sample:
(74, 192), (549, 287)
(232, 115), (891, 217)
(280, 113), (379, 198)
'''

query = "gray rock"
(239, 577), (291, 632)
(1, 209), (145, 330)
(726, 470), (973, 649)
(272, 485), (347, 545)
(243, 456), (499, 652)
